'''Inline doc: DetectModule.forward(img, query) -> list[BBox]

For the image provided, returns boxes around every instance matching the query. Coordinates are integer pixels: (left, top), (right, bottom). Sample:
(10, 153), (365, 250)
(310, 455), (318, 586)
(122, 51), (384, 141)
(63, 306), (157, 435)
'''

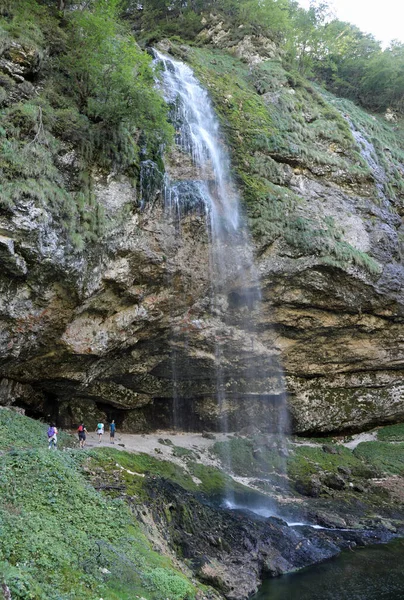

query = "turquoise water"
(253, 538), (404, 599)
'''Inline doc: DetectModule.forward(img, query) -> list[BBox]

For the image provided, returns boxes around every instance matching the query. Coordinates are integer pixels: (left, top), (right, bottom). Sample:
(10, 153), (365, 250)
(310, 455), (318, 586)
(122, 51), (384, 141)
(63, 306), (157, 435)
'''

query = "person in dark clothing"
(77, 423), (87, 449)
(109, 420), (116, 444)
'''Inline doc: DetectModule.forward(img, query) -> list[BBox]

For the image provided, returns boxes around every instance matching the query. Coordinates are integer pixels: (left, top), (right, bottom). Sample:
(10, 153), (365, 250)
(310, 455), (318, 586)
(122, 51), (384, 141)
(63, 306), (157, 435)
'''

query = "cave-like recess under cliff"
(1, 30), (404, 435)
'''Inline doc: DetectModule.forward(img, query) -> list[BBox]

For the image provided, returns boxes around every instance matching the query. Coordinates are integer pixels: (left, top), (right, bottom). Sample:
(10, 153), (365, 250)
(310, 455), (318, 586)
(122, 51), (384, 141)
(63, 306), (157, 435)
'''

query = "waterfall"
(345, 118), (388, 203)
(154, 50), (240, 234)
(153, 50), (288, 490)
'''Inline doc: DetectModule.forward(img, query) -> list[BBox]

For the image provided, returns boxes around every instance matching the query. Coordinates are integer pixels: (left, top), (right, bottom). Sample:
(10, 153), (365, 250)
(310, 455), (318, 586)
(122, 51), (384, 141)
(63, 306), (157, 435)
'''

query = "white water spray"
(153, 51), (288, 493)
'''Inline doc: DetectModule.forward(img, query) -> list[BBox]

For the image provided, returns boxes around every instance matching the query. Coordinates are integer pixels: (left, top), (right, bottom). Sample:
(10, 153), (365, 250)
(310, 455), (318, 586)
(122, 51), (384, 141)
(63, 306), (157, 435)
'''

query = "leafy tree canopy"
(121, 0), (404, 115)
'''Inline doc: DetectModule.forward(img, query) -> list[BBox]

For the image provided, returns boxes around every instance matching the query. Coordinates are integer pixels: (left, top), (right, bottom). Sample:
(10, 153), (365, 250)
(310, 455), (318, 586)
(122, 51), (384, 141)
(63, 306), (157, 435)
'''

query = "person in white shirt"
(96, 422), (104, 443)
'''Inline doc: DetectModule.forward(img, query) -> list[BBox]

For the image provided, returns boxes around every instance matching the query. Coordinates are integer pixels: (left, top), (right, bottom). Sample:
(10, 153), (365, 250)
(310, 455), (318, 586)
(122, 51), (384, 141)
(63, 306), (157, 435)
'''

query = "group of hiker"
(77, 420), (117, 448)
(47, 420), (117, 449)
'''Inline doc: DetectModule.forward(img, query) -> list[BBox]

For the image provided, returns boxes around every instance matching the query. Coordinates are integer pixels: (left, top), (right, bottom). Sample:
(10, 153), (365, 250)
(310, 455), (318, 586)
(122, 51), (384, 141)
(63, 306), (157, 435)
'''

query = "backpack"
(47, 426), (55, 438)
(78, 425), (84, 432)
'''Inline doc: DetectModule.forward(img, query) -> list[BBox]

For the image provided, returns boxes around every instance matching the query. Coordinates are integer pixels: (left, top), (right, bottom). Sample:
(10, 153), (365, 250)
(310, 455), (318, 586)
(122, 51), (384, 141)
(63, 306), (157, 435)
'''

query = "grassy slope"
(0, 409), (197, 600)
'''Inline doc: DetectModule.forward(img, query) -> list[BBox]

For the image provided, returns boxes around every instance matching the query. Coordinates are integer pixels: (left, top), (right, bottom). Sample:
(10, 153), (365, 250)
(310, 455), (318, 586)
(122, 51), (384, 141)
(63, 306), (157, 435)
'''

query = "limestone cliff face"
(1, 35), (404, 434)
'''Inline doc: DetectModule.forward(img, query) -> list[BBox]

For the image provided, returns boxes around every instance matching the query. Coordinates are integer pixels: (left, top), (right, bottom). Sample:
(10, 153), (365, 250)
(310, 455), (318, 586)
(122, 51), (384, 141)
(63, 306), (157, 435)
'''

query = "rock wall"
(1, 36), (404, 434)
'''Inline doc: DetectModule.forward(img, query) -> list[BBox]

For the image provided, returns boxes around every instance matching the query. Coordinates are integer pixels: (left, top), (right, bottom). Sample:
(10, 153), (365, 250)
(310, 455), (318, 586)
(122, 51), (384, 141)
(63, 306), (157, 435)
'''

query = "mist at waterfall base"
(152, 49), (289, 509)
(252, 538), (404, 600)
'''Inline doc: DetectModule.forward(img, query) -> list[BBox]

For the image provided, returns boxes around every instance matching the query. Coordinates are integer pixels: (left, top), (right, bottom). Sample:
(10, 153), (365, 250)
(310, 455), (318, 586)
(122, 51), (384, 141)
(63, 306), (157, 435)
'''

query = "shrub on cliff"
(58, 0), (172, 167)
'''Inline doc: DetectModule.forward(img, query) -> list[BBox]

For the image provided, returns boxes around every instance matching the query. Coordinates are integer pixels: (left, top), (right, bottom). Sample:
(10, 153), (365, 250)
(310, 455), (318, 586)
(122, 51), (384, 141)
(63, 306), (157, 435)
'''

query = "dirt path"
(342, 431), (378, 449)
(71, 427), (393, 503)
(77, 428), (381, 456)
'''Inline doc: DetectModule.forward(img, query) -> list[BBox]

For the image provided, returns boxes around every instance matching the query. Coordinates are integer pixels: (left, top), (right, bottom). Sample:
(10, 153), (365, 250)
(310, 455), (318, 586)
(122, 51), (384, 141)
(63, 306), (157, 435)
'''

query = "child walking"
(47, 424), (58, 450)
(96, 422), (104, 443)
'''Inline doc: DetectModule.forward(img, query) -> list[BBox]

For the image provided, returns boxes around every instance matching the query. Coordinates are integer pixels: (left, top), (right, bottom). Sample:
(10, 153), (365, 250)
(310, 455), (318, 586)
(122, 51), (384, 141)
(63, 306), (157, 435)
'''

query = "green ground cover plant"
(288, 444), (368, 484)
(0, 408), (74, 451)
(89, 446), (256, 498)
(89, 447), (198, 498)
(354, 442), (404, 476)
(377, 423), (404, 442)
(0, 412), (197, 600)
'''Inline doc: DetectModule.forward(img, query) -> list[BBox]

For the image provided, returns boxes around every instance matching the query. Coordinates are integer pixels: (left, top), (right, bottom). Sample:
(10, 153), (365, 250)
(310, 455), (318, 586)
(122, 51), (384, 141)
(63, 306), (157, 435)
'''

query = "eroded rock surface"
(1, 38), (404, 434)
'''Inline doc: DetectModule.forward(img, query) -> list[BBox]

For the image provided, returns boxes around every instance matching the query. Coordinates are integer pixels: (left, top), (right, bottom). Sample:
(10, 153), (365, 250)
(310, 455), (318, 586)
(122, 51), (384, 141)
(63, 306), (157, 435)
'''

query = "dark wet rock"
(0, 235), (27, 276)
(378, 520), (397, 533)
(352, 483), (367, 493)
(322, 444), (340, 455)
(238, 425), (262, 437)
(158, 438), (173, 445)
(313, 511), (347, 529)
(139, 477), (399, 600)
(295, 475), (323, 498)
(337, 465), (352, 476)
(322, 473), (346, 491)
(202, 432), (217, 440)
(0, 378), (42, 409)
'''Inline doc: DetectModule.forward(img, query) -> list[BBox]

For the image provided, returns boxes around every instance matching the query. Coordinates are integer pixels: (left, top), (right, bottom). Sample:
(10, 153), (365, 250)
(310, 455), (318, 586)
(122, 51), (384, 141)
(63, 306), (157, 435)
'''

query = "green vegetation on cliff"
(323, 92), (404, 208)
(0, 0), (172, 250)
(3, 0), (402, 273)
(184, 45), (381, 273)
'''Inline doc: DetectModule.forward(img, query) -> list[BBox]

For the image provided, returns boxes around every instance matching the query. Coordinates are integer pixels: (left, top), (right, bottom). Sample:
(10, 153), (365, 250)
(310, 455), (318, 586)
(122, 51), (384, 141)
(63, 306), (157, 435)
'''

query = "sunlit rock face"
(1, 39), (404, 434)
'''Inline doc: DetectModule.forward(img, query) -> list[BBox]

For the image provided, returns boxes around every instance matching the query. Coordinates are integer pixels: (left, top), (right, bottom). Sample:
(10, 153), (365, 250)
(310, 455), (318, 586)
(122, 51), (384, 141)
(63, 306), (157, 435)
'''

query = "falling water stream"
(153, 50), (288, 500)
(345, 118), (388, 203)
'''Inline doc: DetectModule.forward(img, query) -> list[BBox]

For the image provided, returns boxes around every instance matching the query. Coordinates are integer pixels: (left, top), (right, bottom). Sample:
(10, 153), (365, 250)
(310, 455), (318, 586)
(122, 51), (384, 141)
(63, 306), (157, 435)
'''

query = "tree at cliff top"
(285, 4), (404, 114)
(58, 0), (172, 166)
(283, 1), (404, 114)
(124, 0), (404, 115)
(360, 41), (404, 113)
